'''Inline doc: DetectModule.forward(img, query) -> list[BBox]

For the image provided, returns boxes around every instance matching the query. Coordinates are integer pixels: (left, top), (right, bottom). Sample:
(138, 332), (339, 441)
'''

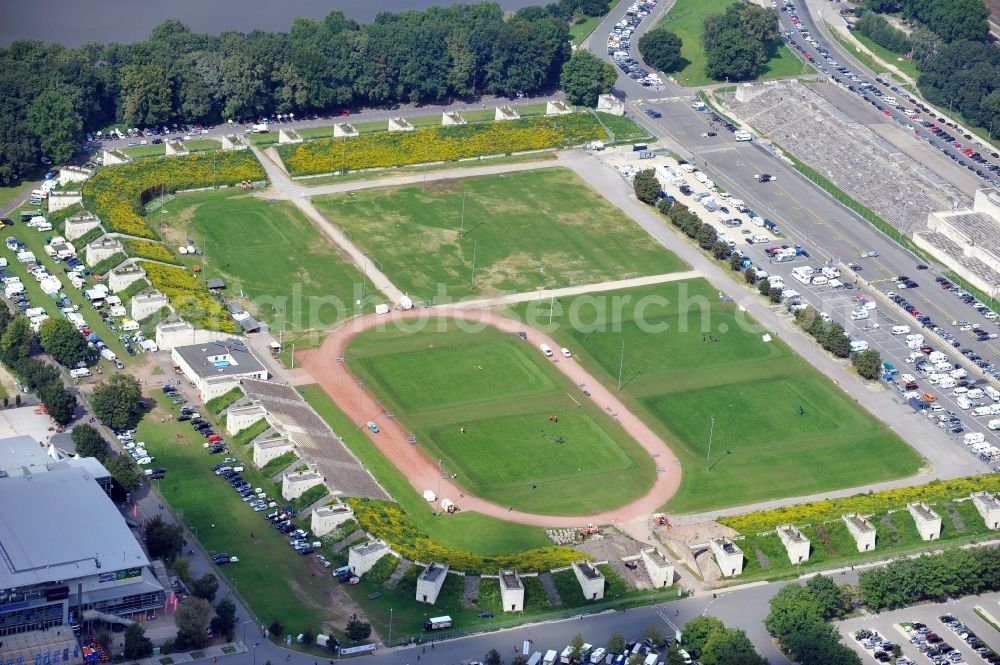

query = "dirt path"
(298, 307), (681, 529)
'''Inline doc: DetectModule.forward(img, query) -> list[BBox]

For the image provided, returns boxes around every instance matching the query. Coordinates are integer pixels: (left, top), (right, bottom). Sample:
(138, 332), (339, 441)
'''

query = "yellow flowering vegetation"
(720, 474), (1000, 535)
(82, 151), (266, 238)
(139, 261), (235, 333)
(348, 498), (583, 574)
(122, 238), (178, 264)
(278, 113), (608, 176)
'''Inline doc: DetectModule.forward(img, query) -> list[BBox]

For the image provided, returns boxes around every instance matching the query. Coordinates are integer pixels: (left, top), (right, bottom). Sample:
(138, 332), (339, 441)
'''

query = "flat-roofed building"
(498, 570), (524, 612)
(709, 538), (744, 577)
(777, 525), (810, 564)
(171, 338), (267, 400)
(311, 503), (355, 537)
(571, 561), (605, 600)
(416, 563), (449, 604)
(843, 513), (877, 552)
(907, 502), (942, 540)
(281, 469), (324, 501)
(640, 548), (674, 587)
(972, 491), (1000, 529)
(348, 540), (391, 577)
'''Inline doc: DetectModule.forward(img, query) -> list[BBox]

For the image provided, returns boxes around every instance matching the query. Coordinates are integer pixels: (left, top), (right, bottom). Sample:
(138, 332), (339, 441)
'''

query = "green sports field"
(345, 323), (656, 514)
(312, 168), (687, 303)
(159, 189), (373, 330)
(506, 279), (923, 513)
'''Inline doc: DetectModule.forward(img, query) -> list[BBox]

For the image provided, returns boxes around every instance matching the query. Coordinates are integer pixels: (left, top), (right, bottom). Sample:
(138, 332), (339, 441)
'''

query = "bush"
(633, 169), (661, 204)
(277, 114), (608, 176)
(122, 237), (179, 263)
(855, 10), (912, 54)
(638, 28), (684, 72)
(140, 262), (234, 333)
(852, 348), (883, 379)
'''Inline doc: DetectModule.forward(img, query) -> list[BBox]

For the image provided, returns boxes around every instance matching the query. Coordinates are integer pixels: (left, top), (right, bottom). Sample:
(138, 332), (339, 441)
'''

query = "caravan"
(792, 267), (813, 285)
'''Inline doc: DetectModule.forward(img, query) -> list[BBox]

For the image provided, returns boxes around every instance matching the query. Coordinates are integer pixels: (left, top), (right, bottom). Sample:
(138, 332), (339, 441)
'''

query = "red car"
(883, 109), (892, 116)
(207, 434), (222, 442)
(963, 148), (974, 156)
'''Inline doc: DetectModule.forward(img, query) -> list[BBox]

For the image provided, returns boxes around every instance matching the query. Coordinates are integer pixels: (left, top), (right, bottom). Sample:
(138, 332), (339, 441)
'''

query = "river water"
(0, 0), (545, 47)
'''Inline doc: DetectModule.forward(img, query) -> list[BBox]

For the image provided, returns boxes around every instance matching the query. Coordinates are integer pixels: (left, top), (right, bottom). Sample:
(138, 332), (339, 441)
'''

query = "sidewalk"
(130, 642), (247, 665)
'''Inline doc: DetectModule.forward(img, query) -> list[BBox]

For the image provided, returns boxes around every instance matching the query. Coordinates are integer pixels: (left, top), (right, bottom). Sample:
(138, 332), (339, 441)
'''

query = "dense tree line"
(682, 616), (768, 665)
(0, 0), (610, 185)
(0, 307), (78, 424)
(854, 10), (911, 54)
(795, 306), (852, 357)
(859, 0), (997, 142)
(858, 546), (1000, 611)
(701, 4), (781, 81)
(766, 575), (861, 665)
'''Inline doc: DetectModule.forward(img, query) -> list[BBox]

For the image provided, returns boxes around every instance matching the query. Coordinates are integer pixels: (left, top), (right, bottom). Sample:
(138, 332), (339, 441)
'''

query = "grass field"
(158, 189), (372, 330)
(312, 168), (686, 303)
(653, 0), (805, 86)
(851, 31), (920, 80)
(344, 324), (656, 514)
(505, 279), (923, 513)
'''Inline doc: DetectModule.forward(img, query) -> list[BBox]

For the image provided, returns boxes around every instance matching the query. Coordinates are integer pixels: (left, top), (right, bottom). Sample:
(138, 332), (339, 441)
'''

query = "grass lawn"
(654, 0), (804, 86)
(850, 31), (919, 81)
(157, 189), (372, 331)
(345, 324), (656, 514)
(312, 168), (686, 303)
(0, 179), (33, 211)
(595, 112), (654, 143)
(299, 383), (555, 553)
(505, 279), (923, 514)
(298, 151), (558, 187)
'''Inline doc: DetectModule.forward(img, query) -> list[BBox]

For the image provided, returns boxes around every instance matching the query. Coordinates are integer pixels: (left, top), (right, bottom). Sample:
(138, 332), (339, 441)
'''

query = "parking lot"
(838, 590), (1000, 665)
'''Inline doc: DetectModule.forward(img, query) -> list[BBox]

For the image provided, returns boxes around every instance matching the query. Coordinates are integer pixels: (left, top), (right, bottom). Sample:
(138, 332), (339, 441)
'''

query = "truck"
(560, 646), (574, 664)
(423, 616), (453, 631)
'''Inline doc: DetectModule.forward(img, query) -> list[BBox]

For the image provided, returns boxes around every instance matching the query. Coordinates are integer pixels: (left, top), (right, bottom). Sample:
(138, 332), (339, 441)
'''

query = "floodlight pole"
(459, 187), (466, 238)
(470, 240), (478, 287)
(387, 608), (393, 647)
(706, 417), (715, 467)
(549, 296), (555, 325)
(617, 337), (625, 392)
(437, 459), (443, 498)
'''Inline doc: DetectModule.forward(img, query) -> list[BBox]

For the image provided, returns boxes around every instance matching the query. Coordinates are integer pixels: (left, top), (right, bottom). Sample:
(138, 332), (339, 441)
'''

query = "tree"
(1, 315), (33, 363)
(40, 383), (78, 425)
(625, 654), (645, 665)
(695, 223), (717, 249)
(855, 11), (911, 54)
(633, 169), (661, 205)
(26, 89), (83, 164)
(852, 348), (883, 379)
(728, 253), (744, 271)
(657, 197), (675, 216)
(91, 374), (143, 430)
(268, 620), (283, 637)
(807, 575), (848, 620)
(484, 648), (502, 665)
(701, 627), (767, 665)
(346, 618), (371, 642)
(145, 515), (185, 560)
(559, 50), (617, 107)
(72, 424), (108, 460)
(663, 646), (688, 665)
(683, 616), (724, 657)
(190, 572), (220, 601)
(511, 657), (528, 665)
(744, 266), (756, 284)
(175, 597), (212, 649)
(300, 628), (314, 645)
(123, 624), (153, 659)
(607, 631), (626, 655)
(757, 278), (771, 296)
(638, 29), (684, 72)
(569, 634), (585, 661)
(39, 317), (90, 367)
(643, 624), (665, 647)
(105, 453), (143, 491)
(210, 598), (237, 641)
(821, 322), (852, 358)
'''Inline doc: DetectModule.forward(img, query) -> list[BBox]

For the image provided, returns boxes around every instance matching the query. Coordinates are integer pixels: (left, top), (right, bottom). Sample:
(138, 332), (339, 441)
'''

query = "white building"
(252, 436), (294, 469)
(597, 94), (625, 116)
(416, 563), (449, 604)
(171, 338), (268, 400)
(130, 291), (169, 320)
(915, 189), (1000, 296)
(441, 111), (467, 126)
(334, 123), (358, 137)
(776, 525), (811, 564)
(495, 105), (520, 121)
(387, 117), (414, 132)
(640, 548), (674, 587)
(709, 538), (743, 577)
(278, 128), (303, 144)
(63, 213), (101, 241)
(165, 139), (189, 156)
(348, 540), (391, 577)
(48, 191), (82, 212)
(107, 264), (146, 293)
(545, 100), (572, 116)
(220, 135), (248, 151)
(907, 502), (942, 541)
(843, 513), (877, 552)
(85, 238), (123, 267)
(498, 570), (524, 612)
(310, 503), (355, 537)
(571, 561), (605, 600)
(971, 491), (1000, 529)
(57, 166), (93, 187)
(101, 149), (131, 166)
(281, 469), (325, 501)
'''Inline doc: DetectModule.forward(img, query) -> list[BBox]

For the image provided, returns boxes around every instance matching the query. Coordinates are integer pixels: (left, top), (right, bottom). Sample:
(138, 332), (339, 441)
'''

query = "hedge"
(232, 418), (270, 448)
(277, 113), (607, 176)
(122, 237), (178, 264)
(91, 252), (127, 277)
(82, 151), (265, 238)
(719, 475), (1000, 535)
(347, 498), (582, 574)
(206, 387), (243, 414)
(139, 261), (234, 332)
(260, 450), (299, 478)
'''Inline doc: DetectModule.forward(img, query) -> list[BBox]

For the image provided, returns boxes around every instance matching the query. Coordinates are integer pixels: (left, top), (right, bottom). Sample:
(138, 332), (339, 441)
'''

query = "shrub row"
(122, 237), (179, 264)
(347, 498), (582, 574)
(139, 262), (235, 332)
(277, 113), (607, 176)
(719, 475), (1000, 535)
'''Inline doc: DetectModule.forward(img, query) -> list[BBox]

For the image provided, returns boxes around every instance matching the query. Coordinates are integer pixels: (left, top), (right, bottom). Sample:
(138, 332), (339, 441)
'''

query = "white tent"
(422, 489), (436, 502)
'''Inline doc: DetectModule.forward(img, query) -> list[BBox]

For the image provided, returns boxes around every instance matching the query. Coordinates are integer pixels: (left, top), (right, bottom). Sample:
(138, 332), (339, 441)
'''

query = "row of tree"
(701, 4), (782, 81)
(794, 306), (852, 358)
(766, 575), (862, 665)
(633, 170), (732, 259)
(863, 0), (989, 44)
(854, 10), (912, 54)
(0, 0), (609, 185)
(0, 306), (78, 424)
(71, 423), (144, 490)
(858, 545), (1000, 611)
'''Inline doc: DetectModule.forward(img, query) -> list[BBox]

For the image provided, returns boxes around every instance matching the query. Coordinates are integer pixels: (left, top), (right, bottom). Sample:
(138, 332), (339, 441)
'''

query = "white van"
(850, 309), (869, 320)
(957, 396), (973, 410)
(928, 351), (947, 364)
(539, 343), (553, 357)
(821, 266), (840, 279)
(891, 325), (911, 335)
(734, 130), (753, 141)
(952, 387), (969, 396)
(964, 432), (986, 445)
(70, 368), (91, 379)
(906, 333), (924, 344)
(973, 406), (993, 417)
(985, 386), (1000, 402)
(693, 171), (708, 184)
(792, 267), (813, 285)
(678, 162), (696, 173)
(938, 378), (957, 390)
(883, 96), (897, 105)
(989, 419), (1000, 431)
(751, 234), (770, 244)
(812, 275), (829, 286)
(767, 275), (784, 288)
(850, 340), (870, 352)
(968, 388), (985, 400)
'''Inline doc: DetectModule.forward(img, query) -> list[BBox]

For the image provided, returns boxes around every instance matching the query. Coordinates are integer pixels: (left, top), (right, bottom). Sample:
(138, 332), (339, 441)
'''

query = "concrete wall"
(108, 265), (146, 293)
(907, 503), (942, 541)
(597, 95), (625, 116)
(441, 112), (467, 126)
(221, 135), (248, 151)
(227, 405), (268, 436)
(63, 214), (101, 241)
(495, 106), (520, 121)
(972, 491), (1000, 529)
(571, 561), (605, 600)
(546, 101), (572, 116)
(498, 570), (524, 612)
(281, 470), (324, 500)
(201, 375), (242, 401)
(640, 548), (674, 587)
(388, 117), (414, 132)
(85, 239), (123, 267)
(155, 321), (231, 351)
(311, 503), (355, 537)
(777, 525), (811, 564)
(57, 166), (92, 186)
(102, 149), (130, 166)
(348, 540), (391, 577)
(278, 128), (303, 144)
(131, 292), (169, 320)
(843, 513), (877, 552)
(48, 191), (82, 212)
(334, 123), (358, 137)
(252, 437), (294, 468)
